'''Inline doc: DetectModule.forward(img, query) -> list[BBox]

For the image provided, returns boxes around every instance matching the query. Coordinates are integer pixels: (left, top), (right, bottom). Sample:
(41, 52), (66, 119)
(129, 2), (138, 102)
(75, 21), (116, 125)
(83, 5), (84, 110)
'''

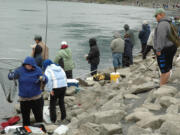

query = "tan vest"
(31, 42), (49, 60)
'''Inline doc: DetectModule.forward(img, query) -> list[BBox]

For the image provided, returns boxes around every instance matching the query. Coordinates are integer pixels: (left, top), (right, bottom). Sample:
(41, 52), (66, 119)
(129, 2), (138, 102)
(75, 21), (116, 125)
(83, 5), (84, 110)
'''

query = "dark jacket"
(139, 24), (151, 44)
(8, 57), (48, 98)
(87, 38), (100, 65)
(34, 45), (43, 68)
(124, 38), (133, 57)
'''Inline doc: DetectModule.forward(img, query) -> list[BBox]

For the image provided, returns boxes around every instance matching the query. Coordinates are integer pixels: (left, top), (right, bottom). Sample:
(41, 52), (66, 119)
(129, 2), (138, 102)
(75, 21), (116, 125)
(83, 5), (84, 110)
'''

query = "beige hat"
(143, 20), (148, 25)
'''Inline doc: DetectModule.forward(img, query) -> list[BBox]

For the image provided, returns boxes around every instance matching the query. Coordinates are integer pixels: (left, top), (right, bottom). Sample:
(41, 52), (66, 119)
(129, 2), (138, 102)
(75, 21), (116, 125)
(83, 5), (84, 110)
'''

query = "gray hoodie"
(154, 18), (174, 52)
(110, 32), (125, 53)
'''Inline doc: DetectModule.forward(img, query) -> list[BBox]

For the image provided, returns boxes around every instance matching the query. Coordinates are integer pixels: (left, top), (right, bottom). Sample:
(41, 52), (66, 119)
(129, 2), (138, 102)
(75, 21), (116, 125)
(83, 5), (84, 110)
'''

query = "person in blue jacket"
(43, 59), (68, 124)
(138, 21), (151, 58)
(8, 56), (48, 126)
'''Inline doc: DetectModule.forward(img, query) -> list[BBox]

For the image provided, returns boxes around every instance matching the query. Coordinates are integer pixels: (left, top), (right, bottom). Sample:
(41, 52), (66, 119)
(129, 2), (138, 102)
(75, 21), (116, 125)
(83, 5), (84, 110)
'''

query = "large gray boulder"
(153, 85), (177, 98)
(142, 103), (162, 111)
(160, 121), (180, 135)
(125, 110), (153, 122)
(158, 96), (179, 108)
(131, 82), (156, 94)
(93, 110), (126, 124)
(101, 123), (122, 135)
(136, 115), (164, 130)
(127, 125), (152, 135)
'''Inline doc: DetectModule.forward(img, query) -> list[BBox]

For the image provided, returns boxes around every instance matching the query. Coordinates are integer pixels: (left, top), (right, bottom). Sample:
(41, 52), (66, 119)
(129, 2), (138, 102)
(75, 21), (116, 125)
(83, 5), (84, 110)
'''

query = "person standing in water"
(110, 32), (124, 72)
(31, 35), (49, 60)
(85, 38), (100, 76)
(8, 56), (48, 126)
(54, 41), (75, 79)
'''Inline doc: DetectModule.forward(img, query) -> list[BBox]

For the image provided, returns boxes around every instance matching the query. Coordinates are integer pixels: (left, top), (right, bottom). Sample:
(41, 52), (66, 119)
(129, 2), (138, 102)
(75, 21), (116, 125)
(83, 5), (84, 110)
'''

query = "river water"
(0, 0), (155, 121)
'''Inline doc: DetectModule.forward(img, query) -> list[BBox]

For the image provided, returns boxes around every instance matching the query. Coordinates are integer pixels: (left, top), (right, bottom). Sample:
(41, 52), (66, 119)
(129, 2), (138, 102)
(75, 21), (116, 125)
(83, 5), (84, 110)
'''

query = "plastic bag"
(54, 125), (69, 135)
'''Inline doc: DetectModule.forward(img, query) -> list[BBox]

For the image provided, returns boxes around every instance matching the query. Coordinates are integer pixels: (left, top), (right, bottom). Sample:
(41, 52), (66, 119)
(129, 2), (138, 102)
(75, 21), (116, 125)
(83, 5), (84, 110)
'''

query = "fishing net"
(0, 58), (22, 103)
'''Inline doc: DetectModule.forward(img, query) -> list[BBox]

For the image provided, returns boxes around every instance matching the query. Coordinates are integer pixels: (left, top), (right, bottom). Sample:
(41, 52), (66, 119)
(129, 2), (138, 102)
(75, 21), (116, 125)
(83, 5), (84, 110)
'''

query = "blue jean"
(112, 53), (123, 68)
(90, 64), (98, 76)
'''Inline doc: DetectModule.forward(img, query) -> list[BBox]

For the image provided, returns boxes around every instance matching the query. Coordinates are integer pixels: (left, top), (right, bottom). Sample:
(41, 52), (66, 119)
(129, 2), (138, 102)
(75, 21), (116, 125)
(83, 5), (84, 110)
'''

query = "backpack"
(168, 22), (180, 48)
(58, 58), (64, 69)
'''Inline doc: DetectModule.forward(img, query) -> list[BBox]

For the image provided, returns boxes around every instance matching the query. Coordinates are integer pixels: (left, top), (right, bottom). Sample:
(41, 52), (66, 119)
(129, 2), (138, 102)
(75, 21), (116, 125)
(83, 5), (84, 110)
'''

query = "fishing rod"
(44, 0), (48, 59)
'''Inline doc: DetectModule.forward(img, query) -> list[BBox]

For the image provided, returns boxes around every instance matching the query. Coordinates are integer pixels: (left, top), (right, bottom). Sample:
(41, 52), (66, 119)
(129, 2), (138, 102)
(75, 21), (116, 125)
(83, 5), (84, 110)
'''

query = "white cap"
(143, 20), (148, 25)
(61, 41), (67, 45)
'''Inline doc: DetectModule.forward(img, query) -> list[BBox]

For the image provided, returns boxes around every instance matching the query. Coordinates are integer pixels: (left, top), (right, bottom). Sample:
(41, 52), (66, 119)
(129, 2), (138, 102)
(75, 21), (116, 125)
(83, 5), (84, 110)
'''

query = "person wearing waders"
(154, 8), (177, 86)
(123, 24), (135, 66)
(110, 32), (124, 72)
(54, 41), (75, 79)
(138, 20), (151, 59)
(8, 57), (48, 126)
(43, 59), (68, 124)
(31, 35), (49, 60)
(86, 38), (100, 76)
(33, 45), (43, 68)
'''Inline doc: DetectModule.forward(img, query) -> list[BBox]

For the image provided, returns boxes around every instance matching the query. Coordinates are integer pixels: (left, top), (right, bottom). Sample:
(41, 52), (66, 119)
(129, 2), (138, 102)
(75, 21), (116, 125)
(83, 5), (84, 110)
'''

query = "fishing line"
(44, 0), (48, 59)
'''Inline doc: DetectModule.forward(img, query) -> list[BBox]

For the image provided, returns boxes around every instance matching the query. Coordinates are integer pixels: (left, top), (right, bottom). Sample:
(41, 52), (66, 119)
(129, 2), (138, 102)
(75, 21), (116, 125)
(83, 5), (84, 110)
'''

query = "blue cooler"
(67, 79), (79, 87)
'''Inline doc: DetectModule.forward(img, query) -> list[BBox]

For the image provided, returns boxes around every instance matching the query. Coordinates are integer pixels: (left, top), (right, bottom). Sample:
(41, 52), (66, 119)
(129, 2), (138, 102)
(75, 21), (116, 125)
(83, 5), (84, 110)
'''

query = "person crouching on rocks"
(43, 59), (68, 124)
(8, 56), (48, 126)
(85, 38), (100, 76)
(110, 32), (124, 72)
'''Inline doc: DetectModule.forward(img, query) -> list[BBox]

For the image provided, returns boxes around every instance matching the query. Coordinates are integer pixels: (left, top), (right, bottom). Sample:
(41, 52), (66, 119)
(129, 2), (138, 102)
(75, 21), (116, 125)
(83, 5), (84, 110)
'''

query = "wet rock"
(125, 110), (153, 122)
(127, 125), (152, 135)
(136, 115), (164, 130)
(160, 121), (180, 135)
(93, 110), (126, 124)
(158, 96), (179, 108)
(131, 82), (156, 94)
(142, 103), (162, 111)
(65, 96), (76, 107)
(166, 104), (180, 114)
(101, 123), (122, 135)
(66, 86), (76, 96)
(169, 67), (180, 81)
(79, 122), (102, 135)
(124, 94), (140, 99)
(101, 93), (125, 111)
(45, 124), (58, 133)
(153, 85), (177, 98)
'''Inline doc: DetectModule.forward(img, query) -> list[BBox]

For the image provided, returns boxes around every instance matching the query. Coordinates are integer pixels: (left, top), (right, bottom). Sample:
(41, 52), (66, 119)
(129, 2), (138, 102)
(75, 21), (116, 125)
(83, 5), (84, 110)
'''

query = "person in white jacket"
(42, 59), (67, 123)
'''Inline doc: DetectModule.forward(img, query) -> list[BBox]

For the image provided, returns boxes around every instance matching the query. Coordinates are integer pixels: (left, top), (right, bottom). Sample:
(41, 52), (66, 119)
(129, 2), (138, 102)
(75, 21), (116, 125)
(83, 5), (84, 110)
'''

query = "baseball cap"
(154, 8), (165, 17)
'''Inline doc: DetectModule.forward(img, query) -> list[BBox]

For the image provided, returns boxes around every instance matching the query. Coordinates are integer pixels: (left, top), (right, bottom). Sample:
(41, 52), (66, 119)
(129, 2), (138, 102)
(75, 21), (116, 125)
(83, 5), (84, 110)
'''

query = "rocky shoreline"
(8, 48), (180, 135)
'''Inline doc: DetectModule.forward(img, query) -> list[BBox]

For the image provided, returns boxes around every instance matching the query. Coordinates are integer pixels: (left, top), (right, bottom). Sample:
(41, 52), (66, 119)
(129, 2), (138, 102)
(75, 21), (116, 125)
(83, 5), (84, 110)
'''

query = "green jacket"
(54, 48), (75, 71)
